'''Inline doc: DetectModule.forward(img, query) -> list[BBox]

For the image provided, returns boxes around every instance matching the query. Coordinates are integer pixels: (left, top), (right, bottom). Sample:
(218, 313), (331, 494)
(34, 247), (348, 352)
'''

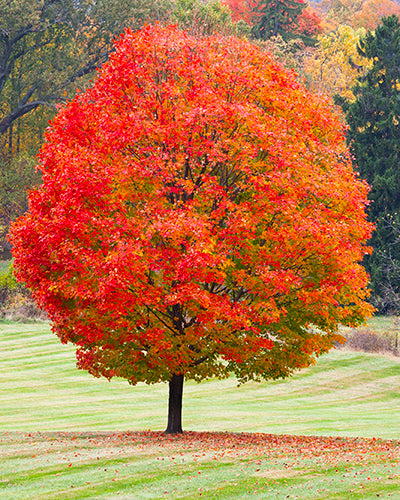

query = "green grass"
(365, 315), (396, 332)
(1, 321), (400, 437)
(1, 321), (400, 499)
(1, 431), (399, 499)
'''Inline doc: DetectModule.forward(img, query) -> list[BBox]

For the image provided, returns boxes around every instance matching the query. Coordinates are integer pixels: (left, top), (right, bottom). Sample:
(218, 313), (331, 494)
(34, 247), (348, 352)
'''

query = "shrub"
(342, 327), (395, 354)
(0, 261), (45, 321)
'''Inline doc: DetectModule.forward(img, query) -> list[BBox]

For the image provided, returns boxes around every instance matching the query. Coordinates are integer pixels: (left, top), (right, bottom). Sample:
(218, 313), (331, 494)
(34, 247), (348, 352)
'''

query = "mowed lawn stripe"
(1, 322), (400, 437)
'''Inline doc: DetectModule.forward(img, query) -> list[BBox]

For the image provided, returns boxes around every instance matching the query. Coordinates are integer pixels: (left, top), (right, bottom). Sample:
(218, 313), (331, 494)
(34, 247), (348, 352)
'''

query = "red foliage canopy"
(11, 25), (373, 387)
(294, 7), (323, 36)
(222, 0), (260, 24)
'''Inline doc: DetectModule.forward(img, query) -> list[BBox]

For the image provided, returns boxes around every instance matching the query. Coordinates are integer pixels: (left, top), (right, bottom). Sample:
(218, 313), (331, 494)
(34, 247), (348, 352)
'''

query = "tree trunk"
(165, 373), (184, 434)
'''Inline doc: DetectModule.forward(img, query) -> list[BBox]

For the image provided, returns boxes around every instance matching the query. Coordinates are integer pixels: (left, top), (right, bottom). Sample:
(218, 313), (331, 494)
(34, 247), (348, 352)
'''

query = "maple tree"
(294, 6), (323, 37)
(10, 25), (373, 434)
(222, 0), (259, 24)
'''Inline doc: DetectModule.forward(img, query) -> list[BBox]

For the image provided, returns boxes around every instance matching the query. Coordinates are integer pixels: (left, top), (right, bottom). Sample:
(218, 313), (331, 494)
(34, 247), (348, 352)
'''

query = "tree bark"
(165, 373), (184, 434)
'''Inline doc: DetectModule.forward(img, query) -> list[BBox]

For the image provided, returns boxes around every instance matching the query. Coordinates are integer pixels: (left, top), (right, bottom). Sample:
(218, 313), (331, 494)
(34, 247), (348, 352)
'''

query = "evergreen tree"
(252, 0), (306, 40)
(337, 15), (400, 310)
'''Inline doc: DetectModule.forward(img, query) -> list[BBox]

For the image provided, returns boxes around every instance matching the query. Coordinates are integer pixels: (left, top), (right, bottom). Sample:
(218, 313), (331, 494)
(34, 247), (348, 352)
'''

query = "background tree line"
(2, 0), (400, 312)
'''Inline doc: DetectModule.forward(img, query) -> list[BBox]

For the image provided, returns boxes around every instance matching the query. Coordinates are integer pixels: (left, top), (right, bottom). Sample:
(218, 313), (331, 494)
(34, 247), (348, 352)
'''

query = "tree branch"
(0, 98), (48, 135)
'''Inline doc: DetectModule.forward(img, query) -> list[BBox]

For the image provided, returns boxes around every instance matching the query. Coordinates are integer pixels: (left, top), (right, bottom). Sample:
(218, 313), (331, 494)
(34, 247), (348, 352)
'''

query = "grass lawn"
(1, 431), (399, 499)
(1, 321), (400, 498)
